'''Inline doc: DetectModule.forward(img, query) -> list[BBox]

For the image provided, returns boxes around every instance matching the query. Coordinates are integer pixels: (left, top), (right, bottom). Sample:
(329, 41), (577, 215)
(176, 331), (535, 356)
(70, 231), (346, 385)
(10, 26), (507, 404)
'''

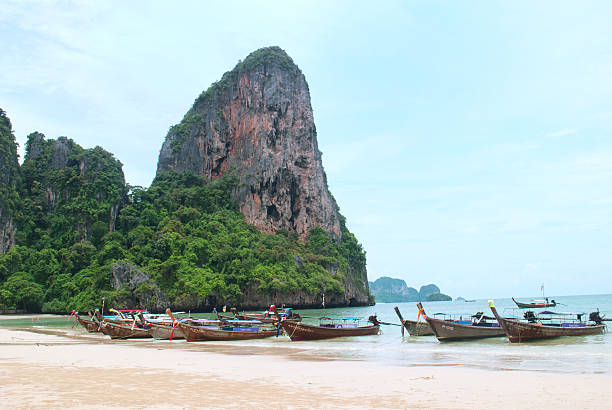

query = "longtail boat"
(417, 302), (505, 341)
(167, 309), (278, 342)
(393, 306), (434, 336)
(98, 320), (152, 339)
(72, 311), (101, 333)
(489, 300), (606, 343)
(235, 306), (302, 324)
(276, 306), (379, 341)
(142, 315), (240, 340)
(94, 311), (152, 339)
(512, 297), (557, 309)
(147, 322), (185, 340)
(136, 313), (185, 340)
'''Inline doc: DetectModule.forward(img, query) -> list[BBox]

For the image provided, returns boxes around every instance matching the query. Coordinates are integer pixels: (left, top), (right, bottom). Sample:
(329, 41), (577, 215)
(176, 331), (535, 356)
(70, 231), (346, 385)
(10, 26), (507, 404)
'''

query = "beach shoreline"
(0, 326), (611, 409)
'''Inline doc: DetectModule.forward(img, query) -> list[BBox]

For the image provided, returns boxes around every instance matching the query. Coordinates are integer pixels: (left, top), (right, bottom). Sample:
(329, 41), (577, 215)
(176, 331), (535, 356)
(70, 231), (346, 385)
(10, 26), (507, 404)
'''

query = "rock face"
(424, 292), (452, 302)
(369, 277), (420, 302)
(156, 47), (341, 240)
(21, 133), (126, 245)
(369, 277), (451, 303)
(111, 261), (169, 312)
(419, 284), (440, 300)
(0, 109), (20, 254)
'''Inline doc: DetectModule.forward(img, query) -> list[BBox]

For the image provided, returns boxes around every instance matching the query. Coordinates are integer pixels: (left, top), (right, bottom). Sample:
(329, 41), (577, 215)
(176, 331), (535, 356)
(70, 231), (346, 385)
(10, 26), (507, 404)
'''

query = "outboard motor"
(368, 315), (380, 325)
(524, 310), (538, 323)
(590, 311), (605, 324)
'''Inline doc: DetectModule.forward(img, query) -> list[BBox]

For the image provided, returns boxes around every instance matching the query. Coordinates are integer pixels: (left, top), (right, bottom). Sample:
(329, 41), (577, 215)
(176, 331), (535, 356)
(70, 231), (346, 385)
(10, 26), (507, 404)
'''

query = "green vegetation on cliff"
(0, 130), (367, 312)
(18, 133), (126, 249)
(0, 109), (21, 225)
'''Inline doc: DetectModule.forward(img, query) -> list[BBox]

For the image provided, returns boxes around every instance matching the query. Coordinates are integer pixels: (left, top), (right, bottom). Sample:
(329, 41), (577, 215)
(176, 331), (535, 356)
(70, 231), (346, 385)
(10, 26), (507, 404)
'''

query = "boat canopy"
(539, 311), (585, 316)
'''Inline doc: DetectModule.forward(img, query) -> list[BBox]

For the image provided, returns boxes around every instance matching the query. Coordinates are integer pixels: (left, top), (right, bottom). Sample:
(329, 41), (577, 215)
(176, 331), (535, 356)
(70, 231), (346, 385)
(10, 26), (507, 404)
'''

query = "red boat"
(512, 297), (557, 309)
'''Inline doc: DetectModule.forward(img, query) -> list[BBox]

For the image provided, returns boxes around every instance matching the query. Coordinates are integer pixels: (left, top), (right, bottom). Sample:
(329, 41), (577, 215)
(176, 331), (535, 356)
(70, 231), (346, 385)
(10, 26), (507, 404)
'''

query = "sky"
(1, 1), (612, 299)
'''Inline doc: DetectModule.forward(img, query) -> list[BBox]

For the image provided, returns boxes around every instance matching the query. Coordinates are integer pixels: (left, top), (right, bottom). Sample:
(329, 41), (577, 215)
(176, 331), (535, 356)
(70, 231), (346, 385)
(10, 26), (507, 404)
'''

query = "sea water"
(2, 294), (611, 374)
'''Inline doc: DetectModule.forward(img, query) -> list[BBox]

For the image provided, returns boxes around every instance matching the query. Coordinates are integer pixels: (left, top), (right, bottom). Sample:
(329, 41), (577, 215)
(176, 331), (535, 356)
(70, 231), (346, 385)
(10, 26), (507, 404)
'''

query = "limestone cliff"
(369, 277), (452, 302)
(0, 109), (20, 254)
(156, 47), (341, 240)
(20, 133), (126, 246)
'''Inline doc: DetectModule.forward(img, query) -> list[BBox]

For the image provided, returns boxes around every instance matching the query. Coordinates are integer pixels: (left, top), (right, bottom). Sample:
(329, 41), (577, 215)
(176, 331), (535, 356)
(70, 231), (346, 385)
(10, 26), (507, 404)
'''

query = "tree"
(1, 272), (44, 312)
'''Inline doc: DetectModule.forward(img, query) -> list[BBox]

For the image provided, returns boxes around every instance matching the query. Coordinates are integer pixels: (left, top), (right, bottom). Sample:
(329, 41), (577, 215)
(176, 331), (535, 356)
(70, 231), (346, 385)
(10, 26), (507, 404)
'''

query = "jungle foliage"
(0, 131), (367, 313)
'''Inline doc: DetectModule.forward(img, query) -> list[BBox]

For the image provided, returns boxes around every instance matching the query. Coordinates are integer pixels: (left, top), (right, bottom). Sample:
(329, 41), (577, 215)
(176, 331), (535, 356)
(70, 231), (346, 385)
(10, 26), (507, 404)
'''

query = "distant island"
(368, 277), (452, 303)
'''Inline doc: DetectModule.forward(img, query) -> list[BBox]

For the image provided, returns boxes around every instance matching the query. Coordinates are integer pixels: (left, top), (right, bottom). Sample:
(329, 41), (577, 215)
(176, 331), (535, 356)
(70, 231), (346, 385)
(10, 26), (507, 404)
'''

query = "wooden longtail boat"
(235, 306), (302, 324)
(489, 300), (606, 343)
(236, 313), (301, 324)
(393, 306), (434, 336)
(98, 320), (152, 339)
(277, 307), (380, 341)
(136, 313), (185, 340)
(147, 322), (185, 340)
(400, 319), (433, 336)
(94, 311), (152, 339)
(279, 319), (379, 341)
(512, 297), (557, 309)
(167, 309), (278, 342)
(177, 321), (278, 341)
(73, 312), (101, 333)
(417, 302), (505, 341)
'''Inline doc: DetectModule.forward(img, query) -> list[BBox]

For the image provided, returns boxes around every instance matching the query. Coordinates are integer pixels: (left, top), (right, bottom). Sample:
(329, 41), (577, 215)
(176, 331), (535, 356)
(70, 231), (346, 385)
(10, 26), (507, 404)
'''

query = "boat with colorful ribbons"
(137, 313), (186, 340)
(393, 306), (434, 336)
(276, 309), (379, 341)
(489, 300), (606, 342)
(167, 309), (279, 342)
(417, 302), (505, 341)
(94, 310), (152, 339)
(71, 311), (101, 333)
(232, 306), (302, 324)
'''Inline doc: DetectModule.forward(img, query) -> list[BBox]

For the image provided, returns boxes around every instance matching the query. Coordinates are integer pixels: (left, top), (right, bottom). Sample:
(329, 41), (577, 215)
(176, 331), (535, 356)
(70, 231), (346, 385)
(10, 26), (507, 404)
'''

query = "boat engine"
(589, 311), (606, 324)
(368, 315), (380, 325)
(524, 311), (538, 323)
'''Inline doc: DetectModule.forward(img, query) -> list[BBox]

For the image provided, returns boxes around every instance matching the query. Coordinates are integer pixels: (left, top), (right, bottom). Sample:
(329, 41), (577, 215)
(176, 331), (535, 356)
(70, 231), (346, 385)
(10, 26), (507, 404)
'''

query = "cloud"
(545, 128), (577, 138)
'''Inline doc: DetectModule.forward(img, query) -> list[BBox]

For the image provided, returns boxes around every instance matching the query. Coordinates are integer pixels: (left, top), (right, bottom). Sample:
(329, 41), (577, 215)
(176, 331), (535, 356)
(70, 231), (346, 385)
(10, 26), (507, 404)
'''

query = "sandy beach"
(0, 326), (610, 409)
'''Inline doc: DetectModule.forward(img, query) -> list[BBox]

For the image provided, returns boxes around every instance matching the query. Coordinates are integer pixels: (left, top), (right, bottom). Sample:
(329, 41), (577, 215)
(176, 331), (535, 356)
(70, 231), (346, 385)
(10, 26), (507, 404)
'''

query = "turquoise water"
(245, 294), (612, 374)
(2, 294), (610, 374)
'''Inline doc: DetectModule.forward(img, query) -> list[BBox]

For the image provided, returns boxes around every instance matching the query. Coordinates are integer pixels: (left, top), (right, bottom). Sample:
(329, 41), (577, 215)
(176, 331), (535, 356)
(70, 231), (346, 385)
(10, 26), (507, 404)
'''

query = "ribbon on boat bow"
(69, 310), (76, 328)
(416, 307), (426, 327)
(170, 320), (176, 341)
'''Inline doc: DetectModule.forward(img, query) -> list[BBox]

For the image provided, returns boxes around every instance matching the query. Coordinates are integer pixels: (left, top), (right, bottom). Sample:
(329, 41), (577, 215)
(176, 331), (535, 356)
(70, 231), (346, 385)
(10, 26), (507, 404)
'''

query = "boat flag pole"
(322, 288), (325, 309)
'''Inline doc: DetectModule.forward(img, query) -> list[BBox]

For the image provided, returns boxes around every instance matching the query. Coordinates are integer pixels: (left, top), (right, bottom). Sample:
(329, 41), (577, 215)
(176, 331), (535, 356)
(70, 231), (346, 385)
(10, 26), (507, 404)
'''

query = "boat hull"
(401, 319), (434, 336)
(148, 323), (184, 340)
(280, 320), (379, 341)
(99, 321), (152, 339)
(425, 316), (505, 341)
(495, 318), (606, 343)
(512, 297), (556, 309)
(178, 323), (279, 341)
(75, 315), (101, 333)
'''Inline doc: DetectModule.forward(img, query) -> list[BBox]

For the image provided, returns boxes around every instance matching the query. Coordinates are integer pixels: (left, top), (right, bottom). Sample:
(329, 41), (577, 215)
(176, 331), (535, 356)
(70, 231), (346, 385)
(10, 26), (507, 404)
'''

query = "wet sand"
(0, 327), (611, 409)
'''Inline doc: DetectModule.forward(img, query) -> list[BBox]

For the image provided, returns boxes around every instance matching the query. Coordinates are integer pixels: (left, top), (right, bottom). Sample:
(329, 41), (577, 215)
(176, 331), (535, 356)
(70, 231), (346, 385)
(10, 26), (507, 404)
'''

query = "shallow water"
(1, 294), (610, 374)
